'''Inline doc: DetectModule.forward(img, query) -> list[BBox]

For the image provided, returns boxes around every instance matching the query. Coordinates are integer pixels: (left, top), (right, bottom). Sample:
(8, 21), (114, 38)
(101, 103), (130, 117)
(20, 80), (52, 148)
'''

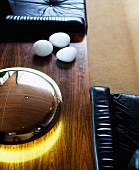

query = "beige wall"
(87, 0), (139, 94)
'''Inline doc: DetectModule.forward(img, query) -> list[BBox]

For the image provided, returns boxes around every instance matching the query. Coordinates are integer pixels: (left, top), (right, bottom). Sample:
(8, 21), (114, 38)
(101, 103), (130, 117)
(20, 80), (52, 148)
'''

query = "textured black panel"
(0, 16), (85, 41)
(111, 93), (139, 170)
(90, 86), (115, 170)
(90, 86), (139, 170)
(0, 0), (87, 40)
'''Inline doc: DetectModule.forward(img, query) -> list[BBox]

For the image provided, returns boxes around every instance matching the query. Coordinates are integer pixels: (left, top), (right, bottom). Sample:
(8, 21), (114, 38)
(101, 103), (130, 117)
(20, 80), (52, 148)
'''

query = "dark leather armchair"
(90, 86), (139, 170)
(0, 0), (87, 41)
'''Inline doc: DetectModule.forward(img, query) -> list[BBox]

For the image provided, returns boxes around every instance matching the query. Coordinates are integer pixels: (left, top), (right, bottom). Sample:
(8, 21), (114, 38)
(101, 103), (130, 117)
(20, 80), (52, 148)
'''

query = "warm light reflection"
(0, 122), (62, 163)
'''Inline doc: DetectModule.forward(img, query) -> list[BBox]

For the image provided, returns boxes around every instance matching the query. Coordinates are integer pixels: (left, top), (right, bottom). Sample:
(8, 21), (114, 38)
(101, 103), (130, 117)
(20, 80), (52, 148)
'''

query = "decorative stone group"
(33, 32), (77, 62)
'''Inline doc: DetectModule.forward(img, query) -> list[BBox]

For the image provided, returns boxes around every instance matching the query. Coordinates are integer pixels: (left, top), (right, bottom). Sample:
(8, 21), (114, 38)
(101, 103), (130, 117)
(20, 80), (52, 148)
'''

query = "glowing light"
(0, 122), (62, 163)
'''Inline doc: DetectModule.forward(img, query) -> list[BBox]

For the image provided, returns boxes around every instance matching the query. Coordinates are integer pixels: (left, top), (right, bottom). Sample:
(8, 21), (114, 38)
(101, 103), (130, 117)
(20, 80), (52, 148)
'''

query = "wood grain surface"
(0, 33), (95, 170)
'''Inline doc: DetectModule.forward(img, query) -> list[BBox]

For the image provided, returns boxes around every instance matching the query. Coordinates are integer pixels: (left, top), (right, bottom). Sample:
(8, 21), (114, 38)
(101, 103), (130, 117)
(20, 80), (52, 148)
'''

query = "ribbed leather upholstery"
(90, 86), (115, 170)
(0, 0), (87, 40)
(90, 86), (139, 170)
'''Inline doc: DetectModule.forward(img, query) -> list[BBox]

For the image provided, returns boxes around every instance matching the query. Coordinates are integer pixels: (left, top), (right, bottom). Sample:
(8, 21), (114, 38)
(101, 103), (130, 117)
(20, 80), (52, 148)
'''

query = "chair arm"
(90, 86), (115, 170)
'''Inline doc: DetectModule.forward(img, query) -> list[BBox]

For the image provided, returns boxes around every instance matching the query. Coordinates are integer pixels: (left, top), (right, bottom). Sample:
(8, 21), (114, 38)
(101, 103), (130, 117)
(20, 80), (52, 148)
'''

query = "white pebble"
(49, 32), (70, 48)
(33, 40), (53, 57)
(56, 47), (77, 62)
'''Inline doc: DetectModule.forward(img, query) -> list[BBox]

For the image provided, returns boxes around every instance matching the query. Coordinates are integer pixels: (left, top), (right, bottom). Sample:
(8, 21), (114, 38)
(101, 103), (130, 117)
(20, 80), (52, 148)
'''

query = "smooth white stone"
(56, 47), (77, 62)
(33, 40), (53, 57)
(49, 32), (70, 48)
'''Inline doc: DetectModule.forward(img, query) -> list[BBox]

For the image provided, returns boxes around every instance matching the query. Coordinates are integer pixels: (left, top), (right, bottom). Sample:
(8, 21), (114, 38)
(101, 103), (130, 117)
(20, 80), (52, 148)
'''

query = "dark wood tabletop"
(0, 33), (95, 170)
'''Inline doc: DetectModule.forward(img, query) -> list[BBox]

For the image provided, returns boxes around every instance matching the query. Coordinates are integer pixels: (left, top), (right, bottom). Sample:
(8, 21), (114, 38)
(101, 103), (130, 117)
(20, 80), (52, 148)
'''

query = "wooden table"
(0, 33), (95, 170)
